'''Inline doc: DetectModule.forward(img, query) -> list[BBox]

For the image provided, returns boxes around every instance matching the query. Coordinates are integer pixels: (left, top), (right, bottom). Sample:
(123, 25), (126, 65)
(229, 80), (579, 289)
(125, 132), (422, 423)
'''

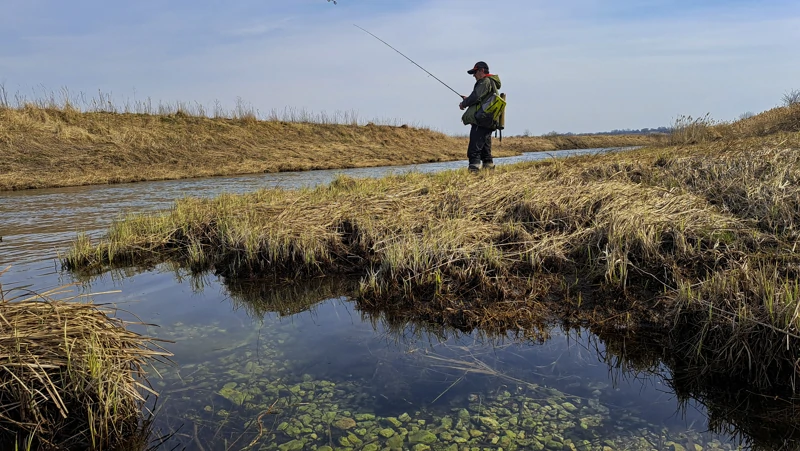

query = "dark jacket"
(461, 74), (502, 126)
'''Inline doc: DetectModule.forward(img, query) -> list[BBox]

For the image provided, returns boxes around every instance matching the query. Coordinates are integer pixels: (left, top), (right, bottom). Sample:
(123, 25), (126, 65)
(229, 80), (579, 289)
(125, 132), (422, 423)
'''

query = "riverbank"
(0, 105), (653, 190)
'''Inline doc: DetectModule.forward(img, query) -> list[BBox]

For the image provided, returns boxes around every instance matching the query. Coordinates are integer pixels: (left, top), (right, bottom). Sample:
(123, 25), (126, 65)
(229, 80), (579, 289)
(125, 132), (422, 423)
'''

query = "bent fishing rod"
(354, 24), (463, 99)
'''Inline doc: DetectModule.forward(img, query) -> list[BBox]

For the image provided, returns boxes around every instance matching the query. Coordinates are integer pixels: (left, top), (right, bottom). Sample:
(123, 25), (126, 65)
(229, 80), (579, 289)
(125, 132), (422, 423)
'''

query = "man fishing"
(353, 27), (505, 171)
(459, 61), (502, 172)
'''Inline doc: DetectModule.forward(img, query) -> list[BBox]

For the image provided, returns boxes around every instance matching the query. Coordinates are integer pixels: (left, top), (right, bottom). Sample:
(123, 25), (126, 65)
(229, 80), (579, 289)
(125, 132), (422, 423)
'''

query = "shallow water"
(130, 270), (738, 451)
(2, 148), (798, 450)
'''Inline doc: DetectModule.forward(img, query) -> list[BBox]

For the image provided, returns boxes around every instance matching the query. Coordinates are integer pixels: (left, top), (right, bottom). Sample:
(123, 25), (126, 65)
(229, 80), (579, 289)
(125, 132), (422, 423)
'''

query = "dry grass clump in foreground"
(65, 132), (800, 388)
(0, 272), (171, 450)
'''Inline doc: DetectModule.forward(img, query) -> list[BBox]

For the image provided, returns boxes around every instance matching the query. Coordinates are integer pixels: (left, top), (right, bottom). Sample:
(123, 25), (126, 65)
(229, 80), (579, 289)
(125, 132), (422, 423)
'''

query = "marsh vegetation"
(64, 104), (800, 393)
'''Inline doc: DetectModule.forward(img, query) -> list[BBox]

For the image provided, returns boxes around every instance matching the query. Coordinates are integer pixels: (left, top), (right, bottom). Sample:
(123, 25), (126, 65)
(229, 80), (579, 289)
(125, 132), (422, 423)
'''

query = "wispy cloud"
(226, 19), (293, 37)
(2, 0), (798, 134)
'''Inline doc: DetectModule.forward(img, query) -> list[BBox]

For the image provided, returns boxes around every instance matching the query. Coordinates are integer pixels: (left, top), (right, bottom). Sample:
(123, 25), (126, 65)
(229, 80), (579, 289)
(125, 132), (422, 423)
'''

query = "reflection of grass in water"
(67, 264), (353, 323)
(594, 326), (800, 450)
(68, 262), (799, 449)
(361, 300), (555, 349)
(64, 263), (783, 449)
(223, 276), (358, 319)
(667, 356), (800, 450)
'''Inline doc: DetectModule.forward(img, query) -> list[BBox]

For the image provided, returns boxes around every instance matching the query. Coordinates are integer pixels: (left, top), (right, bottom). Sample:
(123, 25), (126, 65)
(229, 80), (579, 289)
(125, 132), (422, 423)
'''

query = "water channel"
(1, 148), (798, 450)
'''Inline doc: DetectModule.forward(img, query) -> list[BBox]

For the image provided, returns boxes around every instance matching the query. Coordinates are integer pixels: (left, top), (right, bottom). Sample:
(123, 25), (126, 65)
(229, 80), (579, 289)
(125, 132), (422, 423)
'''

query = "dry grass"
(0, 106), (467, 191)
(62, 128), (800, 388)
(718, 103), (800, 138)
(501, 133), (656, 154)
(0, 98), (656, 191)
(667, 103), (800, 145)
(0, 269), (172, 450)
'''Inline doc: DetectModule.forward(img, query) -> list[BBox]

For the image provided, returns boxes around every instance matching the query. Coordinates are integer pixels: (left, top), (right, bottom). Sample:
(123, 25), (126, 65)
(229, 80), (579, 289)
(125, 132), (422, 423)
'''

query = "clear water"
(2, 148), (797, 450)
(116, 268), (736, 451)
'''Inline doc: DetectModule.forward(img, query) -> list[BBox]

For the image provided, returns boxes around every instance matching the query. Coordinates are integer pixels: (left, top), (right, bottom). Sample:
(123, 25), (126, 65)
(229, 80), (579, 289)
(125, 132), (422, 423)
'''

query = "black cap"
(467, 61), (489, 74)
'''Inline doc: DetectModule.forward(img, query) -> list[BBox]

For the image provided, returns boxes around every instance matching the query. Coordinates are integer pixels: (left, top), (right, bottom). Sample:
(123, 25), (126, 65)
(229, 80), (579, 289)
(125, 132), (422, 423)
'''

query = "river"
(1, 148), (796, 450)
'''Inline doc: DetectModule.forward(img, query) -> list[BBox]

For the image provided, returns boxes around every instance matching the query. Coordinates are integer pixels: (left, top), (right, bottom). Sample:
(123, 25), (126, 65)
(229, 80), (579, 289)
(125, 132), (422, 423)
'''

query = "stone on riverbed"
(277, 439), (305, 451)
(408, 430), (437, 444)
(478, 416), (500, 430)
(333, 417), (357, 430)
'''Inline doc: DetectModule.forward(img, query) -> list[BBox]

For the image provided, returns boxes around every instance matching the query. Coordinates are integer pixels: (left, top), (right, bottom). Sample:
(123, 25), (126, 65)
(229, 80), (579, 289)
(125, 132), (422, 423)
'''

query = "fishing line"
(354, 24), (463, 98)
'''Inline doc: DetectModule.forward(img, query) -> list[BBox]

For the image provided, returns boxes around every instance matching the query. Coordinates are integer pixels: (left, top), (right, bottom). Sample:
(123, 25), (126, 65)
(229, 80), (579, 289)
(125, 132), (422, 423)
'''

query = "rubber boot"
(482, 162), (495, 171)
(468, 164), (481, 173)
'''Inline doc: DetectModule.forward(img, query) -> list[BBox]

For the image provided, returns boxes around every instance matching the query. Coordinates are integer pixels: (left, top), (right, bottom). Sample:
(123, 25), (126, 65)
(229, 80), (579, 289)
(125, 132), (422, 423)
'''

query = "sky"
(1, 0), (799, 136)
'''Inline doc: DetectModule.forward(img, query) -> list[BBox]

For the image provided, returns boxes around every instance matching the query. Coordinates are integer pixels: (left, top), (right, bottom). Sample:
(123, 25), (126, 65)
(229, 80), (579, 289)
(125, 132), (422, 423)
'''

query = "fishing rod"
(354, 24), (463, 98)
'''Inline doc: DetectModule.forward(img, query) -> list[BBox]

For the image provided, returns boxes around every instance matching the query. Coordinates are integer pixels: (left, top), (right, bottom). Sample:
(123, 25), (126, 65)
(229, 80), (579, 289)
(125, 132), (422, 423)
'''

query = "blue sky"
(2, 0), (799, 135)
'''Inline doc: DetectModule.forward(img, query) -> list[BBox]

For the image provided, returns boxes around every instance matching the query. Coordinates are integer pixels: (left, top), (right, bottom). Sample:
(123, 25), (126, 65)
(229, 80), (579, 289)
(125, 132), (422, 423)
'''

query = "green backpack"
(475, 86), (507, 132)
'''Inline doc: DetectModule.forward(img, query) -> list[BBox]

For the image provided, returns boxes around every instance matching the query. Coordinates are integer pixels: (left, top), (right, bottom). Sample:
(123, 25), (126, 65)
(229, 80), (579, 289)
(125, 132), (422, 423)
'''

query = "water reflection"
(593, 327), (800, 450)
(224, 276), (359, 319)
(99, 268), (796, 450)
(8, 253), (798, 448)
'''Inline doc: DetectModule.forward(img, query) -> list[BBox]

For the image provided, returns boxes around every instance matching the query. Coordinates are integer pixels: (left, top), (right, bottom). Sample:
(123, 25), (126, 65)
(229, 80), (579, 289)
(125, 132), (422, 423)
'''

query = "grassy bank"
(500, 133), (654, 155)
(64, 105), (800, 387)
(0, 102), (652, 191)
(0, 275), (171, 450)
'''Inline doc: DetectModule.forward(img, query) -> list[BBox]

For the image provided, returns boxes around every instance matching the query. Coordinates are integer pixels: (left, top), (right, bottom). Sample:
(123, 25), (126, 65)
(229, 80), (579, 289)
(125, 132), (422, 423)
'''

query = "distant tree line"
(528, 126), (671, 137)
(577, 126), (672, 136)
